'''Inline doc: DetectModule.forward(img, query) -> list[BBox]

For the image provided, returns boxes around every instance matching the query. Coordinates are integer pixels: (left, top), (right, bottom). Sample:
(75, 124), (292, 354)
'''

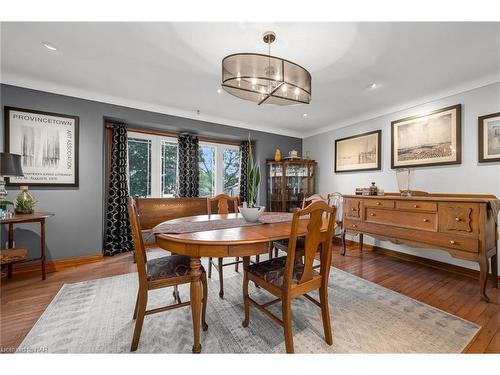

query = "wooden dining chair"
(242, 200), (336, 353)
(207, 193), (261, 298)
(127, 197), (208, 352)
(327, 192), (347, 255)
(272, 193), (329, 259)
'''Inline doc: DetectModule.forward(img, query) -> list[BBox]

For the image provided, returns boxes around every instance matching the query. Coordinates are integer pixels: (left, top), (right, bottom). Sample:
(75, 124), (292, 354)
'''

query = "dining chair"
(127, 197), (208, 352)
(207, 193), (250, 298)
(327, 192), (347, 255)
(242, 200), (336, 353)
(272, 193), (328, 259)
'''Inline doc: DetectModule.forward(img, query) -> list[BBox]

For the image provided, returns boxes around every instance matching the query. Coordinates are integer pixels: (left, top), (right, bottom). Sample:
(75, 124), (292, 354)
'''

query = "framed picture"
(4, 107), (79, 187)
(478, 112), (500, 163)
(334, 130), (381, 173)
(391, 104), (461, 169)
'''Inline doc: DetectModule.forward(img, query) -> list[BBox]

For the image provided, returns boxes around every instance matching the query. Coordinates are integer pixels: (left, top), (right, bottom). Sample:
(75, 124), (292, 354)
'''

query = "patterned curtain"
(104, 123), (133, 256)
(239, 141), (250, 204)
(178, 134), (199, 197)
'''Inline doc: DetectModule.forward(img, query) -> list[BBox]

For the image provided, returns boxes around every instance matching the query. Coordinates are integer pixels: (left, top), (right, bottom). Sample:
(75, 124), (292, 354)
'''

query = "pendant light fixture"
(221, 31), (311, 105)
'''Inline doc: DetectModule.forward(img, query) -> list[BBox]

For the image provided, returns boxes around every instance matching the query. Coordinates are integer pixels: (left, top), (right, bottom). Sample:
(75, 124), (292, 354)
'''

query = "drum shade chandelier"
(221, 31), (311, 106)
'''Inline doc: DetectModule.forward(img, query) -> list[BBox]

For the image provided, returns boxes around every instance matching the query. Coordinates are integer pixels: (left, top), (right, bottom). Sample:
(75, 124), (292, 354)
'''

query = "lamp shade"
(0, 152), (24, 177)
(222, 53), (311, 106)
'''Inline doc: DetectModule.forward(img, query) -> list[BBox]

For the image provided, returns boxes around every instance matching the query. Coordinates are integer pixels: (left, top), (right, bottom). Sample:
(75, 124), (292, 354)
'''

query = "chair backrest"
(207, 193), (240, 215)
(284, 200), (336, 288)
(127, 197), (148, 285)
(327, 192), (343, 223)
(301, 193), (328, 209)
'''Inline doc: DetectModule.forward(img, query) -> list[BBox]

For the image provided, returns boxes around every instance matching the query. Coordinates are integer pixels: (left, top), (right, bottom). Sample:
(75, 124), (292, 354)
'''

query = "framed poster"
(4, 107), (79, 186)
(391, 104), (461, 169)
(334, 130), (381, 173)
(478, 112), (500, 163)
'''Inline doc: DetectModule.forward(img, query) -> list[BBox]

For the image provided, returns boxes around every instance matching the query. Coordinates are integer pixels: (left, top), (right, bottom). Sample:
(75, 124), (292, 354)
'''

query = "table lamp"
(0, 152), (24, 202)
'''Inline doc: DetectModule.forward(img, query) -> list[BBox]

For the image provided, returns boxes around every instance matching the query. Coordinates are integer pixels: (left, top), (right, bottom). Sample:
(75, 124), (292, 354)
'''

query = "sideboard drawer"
(365, 208), (437, 232)
(438, 202), (479, 237)
(433, 233), (479, 253)
(364, 199), (395, 209)
(395, 200), (437, 212)
(344, 199), (362, 220)
(343, 219), (365, 231)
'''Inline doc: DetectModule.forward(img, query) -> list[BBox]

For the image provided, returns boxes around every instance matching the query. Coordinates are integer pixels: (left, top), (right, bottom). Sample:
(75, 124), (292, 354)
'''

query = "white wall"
(303, 82), (500, 273)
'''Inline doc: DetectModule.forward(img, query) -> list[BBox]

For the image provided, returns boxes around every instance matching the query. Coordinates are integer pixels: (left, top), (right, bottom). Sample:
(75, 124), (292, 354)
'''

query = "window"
(198, 141), (241, 197)
(128, 137), (152, 197)
(127, 131), (240, 198)
(127, 132), (177, 197)
(199, 144), (216, 197)
(161, 140), (178, 197)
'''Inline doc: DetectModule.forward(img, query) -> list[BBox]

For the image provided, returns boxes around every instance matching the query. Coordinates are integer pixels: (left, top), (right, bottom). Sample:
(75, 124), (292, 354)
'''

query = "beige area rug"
(16, 255), (480, 353)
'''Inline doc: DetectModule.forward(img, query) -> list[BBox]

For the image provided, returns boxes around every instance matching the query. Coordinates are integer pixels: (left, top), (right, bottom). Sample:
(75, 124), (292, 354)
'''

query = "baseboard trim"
(9, 254), (104, 276)
(341, 238), (500, 282)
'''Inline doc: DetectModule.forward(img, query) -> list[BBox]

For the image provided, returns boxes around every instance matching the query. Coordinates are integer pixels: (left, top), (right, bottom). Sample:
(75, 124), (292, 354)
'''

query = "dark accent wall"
(0, 84), (302, 260)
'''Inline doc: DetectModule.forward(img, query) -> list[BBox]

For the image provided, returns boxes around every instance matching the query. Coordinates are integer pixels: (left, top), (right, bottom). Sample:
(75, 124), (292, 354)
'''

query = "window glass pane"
(128, 137), (151, 197)
(223, 148), (240, 197)
(161, 141), (178, 197)
(199, 145), (216, 197)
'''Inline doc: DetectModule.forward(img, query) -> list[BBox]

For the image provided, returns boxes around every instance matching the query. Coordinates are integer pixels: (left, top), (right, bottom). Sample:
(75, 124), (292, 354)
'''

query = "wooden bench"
(134, 197), (236, 243)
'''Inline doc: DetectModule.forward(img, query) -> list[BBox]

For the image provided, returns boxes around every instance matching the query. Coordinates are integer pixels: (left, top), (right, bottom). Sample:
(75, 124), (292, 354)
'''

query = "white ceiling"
(1, 22), (500, 138)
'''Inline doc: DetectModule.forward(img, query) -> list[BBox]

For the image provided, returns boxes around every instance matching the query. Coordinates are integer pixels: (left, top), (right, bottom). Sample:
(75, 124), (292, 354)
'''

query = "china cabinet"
(266, 159), (317, 212)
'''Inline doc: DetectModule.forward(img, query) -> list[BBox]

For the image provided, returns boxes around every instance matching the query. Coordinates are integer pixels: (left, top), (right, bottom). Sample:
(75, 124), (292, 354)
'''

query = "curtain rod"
(105, 122), (242, 146)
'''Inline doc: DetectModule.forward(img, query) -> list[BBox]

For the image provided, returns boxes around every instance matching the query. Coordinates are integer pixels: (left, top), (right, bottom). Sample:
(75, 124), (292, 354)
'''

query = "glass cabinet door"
(285, 163), (310, 212)
(267, 163), (283, 211)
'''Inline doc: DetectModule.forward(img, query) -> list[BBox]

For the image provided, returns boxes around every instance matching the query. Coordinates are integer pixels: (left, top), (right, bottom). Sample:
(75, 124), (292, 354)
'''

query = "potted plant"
(240, 134), (265, 222)
(15, 186), (37, 214)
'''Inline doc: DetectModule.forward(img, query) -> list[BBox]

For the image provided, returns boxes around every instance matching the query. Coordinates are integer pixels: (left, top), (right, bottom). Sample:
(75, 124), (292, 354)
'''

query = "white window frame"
(127, 131), (178, 198)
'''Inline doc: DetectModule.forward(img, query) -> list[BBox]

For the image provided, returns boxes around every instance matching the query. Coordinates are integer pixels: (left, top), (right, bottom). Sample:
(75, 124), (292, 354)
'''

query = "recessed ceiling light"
(303, 113), (308, 118)
(217, 89), (222, 94)
(42, 42), (57, 51)
(368, 83), (378, 89)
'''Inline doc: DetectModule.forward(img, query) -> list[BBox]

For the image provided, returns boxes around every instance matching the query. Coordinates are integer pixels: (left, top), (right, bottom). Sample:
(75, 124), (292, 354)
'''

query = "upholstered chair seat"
(146, 255), (204, 281)
(247, 256), (319, 289)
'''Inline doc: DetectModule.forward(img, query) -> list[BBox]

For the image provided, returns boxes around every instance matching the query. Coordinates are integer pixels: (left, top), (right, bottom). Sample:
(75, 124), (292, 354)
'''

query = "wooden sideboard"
(343, 194), (499, 302)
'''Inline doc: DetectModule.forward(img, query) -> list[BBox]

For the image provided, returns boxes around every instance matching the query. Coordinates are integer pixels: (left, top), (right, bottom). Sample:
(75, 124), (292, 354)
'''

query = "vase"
(396, 169), (415, 197)
(15, 186), (36, 214)
(274, 148), (281, 162)
(240, 202), (265, 222)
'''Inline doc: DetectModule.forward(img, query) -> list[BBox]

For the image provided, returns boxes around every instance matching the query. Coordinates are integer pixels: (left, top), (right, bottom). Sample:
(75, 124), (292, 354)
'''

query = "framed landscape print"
(391, 104), (461, 169)
(5, 107), (79, 186)
(334, 130), (381, 173)
(478, 112), (500, 163)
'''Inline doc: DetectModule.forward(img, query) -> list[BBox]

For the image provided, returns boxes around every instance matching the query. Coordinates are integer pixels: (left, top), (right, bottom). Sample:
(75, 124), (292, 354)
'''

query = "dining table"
(154, 211), (331, 353)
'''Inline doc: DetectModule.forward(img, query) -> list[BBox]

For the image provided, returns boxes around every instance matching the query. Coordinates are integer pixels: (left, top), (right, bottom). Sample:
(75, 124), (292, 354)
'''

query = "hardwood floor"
(1, 243), (499, 353)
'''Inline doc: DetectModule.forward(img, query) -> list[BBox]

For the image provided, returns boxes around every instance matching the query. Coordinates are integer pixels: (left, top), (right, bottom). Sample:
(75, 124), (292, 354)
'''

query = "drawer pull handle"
(449, 240), (456, 245)
(413, 204), (418, 208)
(370, 213), (375, 216)
(352, 224), (357, 228)
(376, 202), (381, 205)
(351, 208), (356, 211)
(455, 217), (461, 222)
(423, 218), (429, 222)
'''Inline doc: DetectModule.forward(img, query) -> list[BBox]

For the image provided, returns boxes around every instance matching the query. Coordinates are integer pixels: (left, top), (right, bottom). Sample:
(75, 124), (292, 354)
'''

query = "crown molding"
(303, 73), (500, 138)
(0, 73), (303, 139)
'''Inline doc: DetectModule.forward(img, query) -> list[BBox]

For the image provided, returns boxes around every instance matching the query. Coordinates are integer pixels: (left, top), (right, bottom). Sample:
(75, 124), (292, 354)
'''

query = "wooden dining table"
(155, 212), (330, 353)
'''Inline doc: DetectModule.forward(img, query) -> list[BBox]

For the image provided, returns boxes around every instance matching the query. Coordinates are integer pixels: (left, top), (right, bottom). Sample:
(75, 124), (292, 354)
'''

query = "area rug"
(16, 259), (480, 353)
